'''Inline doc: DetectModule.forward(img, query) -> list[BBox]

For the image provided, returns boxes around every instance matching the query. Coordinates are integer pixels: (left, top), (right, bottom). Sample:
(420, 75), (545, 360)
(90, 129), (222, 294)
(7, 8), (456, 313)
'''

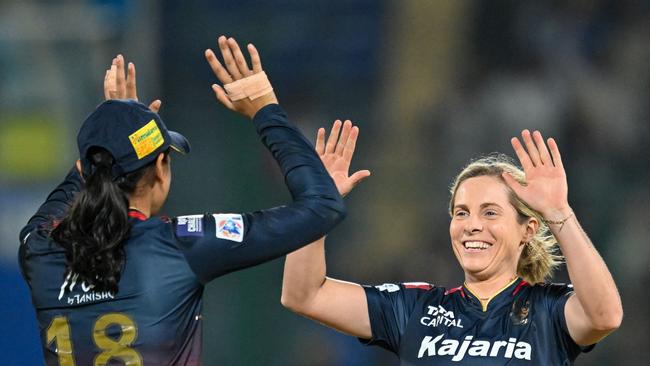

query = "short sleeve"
(543, 283), (595, 359)
(359, 282), (433, 354)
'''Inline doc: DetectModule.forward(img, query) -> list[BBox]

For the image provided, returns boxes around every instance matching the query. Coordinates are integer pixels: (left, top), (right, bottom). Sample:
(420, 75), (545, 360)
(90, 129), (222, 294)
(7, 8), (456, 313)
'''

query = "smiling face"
(449, 175), (533, 282)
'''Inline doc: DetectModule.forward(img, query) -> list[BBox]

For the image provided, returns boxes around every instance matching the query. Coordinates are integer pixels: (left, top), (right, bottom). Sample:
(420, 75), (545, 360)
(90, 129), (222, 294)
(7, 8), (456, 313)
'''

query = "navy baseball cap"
(77, 99), (190, 177)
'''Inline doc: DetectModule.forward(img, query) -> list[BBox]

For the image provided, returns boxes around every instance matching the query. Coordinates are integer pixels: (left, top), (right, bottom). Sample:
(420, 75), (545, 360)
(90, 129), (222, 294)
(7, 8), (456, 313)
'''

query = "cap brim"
(168, 130), (190, 154)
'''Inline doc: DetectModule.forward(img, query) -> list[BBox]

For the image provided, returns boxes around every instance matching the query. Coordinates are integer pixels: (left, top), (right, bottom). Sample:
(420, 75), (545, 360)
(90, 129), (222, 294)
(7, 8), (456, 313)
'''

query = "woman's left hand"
(502, 129), (571, 220)
(104, 54), (161, 112)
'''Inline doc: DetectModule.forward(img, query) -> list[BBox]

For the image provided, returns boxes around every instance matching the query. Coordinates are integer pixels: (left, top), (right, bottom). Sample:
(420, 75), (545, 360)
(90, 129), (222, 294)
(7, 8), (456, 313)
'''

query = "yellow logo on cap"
(129, 120), (164, 159)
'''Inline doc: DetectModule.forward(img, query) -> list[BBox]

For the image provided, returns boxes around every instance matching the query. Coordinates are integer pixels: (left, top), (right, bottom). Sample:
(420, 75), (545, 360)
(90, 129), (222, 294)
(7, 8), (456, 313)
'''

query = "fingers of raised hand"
(325, 120), (343, 154)
(335, 120), (353, 155)
(205, 49), (233, 85)
(510, 136), (534, 171)
(349, 169), (371, 186)
(104, 70), (113, 100)
(115, 55), (127, 97)
(218, 36), (242, 80)
(315, 128), (326, 155)
(532, 130), (553, 166)
(211, 84), (236, 111)
(247, 44), (263, 73)
(513, 130), (563, 171)
(126, 62), (138, 100)
(342, 125), (359, 162)
(227, 37), (253, 77)
(501, 172), (524, 196)
(104, 60), (118, 99)
(521, 130), (542, 166)
(148, 100), (162, 113)
(547, 137), (564, 170)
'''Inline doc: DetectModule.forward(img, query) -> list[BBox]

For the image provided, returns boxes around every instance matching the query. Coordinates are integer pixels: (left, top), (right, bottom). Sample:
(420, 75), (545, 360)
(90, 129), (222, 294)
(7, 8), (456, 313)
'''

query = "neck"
(464, 272), (518, 300)
(128, 196), (152, 218)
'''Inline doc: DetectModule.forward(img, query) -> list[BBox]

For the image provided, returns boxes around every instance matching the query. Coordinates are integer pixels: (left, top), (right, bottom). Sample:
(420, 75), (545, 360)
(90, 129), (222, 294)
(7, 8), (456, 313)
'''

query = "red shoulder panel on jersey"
(403, 282), (433, 290)
(444, 285), (466, 298)
(512, 280), (530, 296)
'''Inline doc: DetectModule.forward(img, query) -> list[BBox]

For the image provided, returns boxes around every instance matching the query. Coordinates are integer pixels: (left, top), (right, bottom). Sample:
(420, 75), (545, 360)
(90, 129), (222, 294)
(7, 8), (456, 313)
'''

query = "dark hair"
(51, 147), (165, 294)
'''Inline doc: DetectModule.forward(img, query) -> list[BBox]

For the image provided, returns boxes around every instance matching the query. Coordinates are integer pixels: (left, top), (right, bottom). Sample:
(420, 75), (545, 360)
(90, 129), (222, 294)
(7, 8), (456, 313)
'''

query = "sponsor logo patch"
(58, 272), (114, 305)
(417, 335), (531, 361)
(129, 119), (164, 159)
(420, 305), (464, 328)
(176, 215), (204, 237)
(214, 213), (244, 242)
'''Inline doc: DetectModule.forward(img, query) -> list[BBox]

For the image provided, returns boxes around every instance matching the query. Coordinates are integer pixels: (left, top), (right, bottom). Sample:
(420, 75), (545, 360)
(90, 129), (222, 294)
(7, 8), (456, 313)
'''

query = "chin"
(458, 255), (494, 277)
(462, 263), (489, 276)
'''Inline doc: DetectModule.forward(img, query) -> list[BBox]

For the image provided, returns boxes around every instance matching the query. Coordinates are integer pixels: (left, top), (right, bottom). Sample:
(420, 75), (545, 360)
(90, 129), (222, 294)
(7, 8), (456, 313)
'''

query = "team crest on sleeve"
(213, 214), (244, 242)
(176, 215), (204, 237)
(375, 283), (400, 292)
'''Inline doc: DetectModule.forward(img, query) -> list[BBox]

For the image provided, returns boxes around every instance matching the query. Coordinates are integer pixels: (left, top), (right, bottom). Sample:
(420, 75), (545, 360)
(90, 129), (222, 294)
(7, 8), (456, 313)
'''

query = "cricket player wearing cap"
(19, 36), (345, 365)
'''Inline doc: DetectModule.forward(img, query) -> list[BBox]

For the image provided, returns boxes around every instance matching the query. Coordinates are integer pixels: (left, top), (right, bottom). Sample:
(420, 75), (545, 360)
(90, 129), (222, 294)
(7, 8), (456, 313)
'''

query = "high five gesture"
(205, 36), (278, 119)
(503, 129), (571, 222)
(316, 120), (371, 197)
(505, 129), (622, 347)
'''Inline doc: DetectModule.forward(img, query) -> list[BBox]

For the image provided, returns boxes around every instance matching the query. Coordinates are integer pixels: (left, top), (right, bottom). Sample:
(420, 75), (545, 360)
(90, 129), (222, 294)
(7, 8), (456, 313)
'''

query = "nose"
(464, 214), (483, 234)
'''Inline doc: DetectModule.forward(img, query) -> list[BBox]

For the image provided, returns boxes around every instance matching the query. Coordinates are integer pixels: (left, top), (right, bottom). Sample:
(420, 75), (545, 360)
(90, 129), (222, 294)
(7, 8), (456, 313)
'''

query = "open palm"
(316, 120), (370, 197)
(104, 54), (161, 112)
(503, 129), (570, 220)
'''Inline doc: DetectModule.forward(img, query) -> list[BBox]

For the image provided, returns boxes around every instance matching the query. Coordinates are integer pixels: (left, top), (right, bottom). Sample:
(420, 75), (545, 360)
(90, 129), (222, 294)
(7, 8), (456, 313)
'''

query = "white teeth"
(464, 241), (490, 249)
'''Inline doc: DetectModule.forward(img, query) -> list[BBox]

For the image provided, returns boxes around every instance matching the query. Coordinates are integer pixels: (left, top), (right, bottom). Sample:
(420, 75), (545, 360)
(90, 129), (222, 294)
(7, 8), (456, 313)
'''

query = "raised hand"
(103, 54), (161, 112)
(316, 120), (371, 197)
(502, 129), (570, 220)
(204, 36), (278, 119)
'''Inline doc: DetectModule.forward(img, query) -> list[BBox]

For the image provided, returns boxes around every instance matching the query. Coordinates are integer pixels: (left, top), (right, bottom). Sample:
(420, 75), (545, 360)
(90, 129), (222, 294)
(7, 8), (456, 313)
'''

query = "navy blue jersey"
(361, 278), (594, 365)
(19, 104), (345, 365)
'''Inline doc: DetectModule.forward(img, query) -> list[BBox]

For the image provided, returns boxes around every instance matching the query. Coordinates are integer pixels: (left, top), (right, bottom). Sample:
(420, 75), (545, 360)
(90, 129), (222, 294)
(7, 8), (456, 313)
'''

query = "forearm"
(182, 105), (346, 283)
(252, 103), (345, 223)
(551, 208), (622, 329)
(281, 237), (327, 312)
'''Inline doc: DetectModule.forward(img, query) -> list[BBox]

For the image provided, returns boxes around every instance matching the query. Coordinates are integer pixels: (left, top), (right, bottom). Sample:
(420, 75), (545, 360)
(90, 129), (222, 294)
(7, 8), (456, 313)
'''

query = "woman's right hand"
(103, 54), (161, 112)
(205, 36), (278, 119)
(316, 120), (371, 197)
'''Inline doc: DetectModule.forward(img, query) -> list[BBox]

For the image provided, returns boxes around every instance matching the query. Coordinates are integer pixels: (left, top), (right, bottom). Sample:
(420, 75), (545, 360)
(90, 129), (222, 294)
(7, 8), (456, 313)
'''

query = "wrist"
(249, 93), (279, 119)
(541, 206), (574, 233)
(541, 205), (573, 222)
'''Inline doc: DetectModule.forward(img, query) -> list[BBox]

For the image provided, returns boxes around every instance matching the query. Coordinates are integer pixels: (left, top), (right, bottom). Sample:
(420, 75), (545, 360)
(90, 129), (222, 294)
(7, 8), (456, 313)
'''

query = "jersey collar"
(128, 208), (148, 221)
(462, 277), (529, 312)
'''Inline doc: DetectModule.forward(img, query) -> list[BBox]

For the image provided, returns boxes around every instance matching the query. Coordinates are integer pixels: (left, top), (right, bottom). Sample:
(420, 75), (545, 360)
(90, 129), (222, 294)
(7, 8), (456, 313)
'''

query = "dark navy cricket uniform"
(19, 104), (346, 366)
(361, 278), (594, 365)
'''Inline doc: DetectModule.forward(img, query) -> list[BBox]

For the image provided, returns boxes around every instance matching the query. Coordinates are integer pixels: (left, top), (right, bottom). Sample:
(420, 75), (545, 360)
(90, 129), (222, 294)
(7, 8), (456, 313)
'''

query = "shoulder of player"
(516, 281), (575, 311)
(19, 224), (65, 255)
(369, 282), (440, 296)
(527, 281), (573, 296)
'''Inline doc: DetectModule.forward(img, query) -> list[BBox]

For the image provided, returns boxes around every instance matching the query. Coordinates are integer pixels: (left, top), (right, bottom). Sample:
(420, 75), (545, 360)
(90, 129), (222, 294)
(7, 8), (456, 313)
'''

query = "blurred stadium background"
(1, 0), (648, 365)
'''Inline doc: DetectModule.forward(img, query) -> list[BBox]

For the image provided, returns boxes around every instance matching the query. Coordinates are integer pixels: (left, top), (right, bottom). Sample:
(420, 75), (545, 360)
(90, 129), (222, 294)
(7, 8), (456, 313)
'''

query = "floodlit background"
(1, 1), (648, 365)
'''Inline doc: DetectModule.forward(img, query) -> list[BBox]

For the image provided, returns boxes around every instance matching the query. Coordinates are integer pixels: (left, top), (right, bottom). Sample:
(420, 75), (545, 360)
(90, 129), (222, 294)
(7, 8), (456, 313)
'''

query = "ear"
(522, 217), (540, 244)
(154, 152), (168, 183)
(75, 159), (84, 181)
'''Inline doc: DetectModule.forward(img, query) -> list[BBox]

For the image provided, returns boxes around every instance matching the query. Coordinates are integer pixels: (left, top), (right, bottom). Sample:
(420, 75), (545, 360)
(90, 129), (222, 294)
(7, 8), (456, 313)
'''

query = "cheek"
(490, 222), (522, 250)
(449, 221), (462, 240)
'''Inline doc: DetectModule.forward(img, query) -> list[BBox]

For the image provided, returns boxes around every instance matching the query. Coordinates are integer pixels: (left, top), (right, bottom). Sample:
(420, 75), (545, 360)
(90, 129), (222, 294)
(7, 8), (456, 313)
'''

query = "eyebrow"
(453, 202), (504, 211)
